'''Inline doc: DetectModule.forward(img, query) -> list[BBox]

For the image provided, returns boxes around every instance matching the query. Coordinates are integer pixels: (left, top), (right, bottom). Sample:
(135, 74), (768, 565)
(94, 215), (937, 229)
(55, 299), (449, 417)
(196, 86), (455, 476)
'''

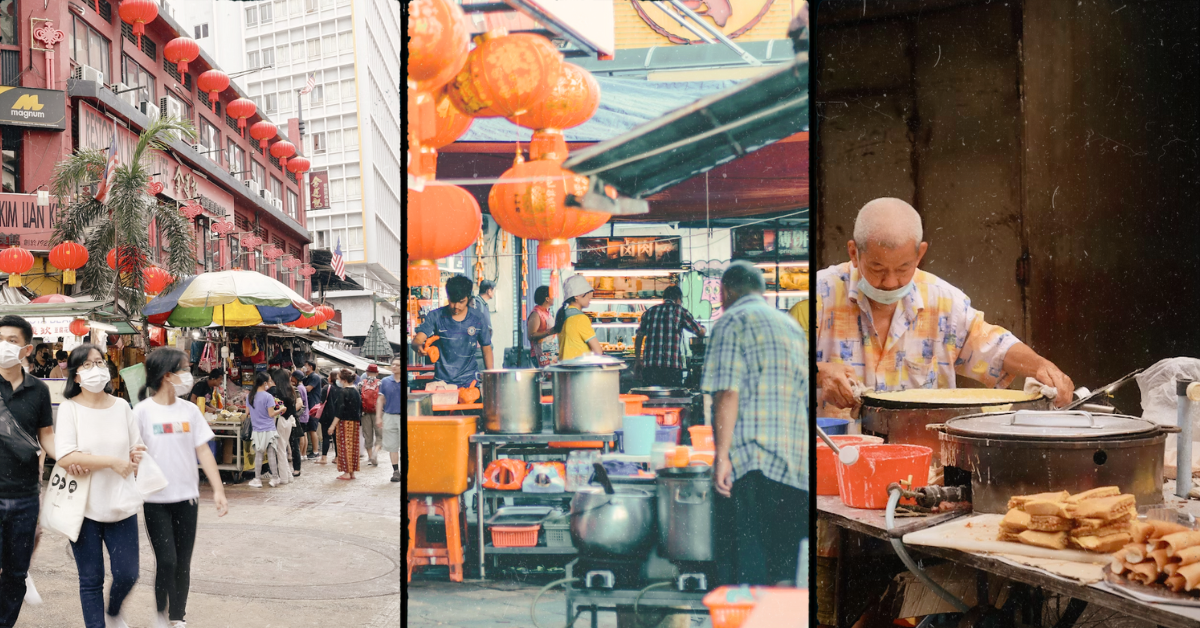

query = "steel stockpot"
(480, 369), (542, 433)
(932, 410), (1173, 513)
(569, 486), (657, 558)
(656, 466), (713, 562)
(545, 355), (627, 434)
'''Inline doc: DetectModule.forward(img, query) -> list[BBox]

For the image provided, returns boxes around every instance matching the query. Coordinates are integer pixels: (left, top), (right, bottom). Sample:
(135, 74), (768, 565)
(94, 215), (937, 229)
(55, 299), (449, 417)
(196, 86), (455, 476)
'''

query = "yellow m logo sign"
(11, 95), (42, 111)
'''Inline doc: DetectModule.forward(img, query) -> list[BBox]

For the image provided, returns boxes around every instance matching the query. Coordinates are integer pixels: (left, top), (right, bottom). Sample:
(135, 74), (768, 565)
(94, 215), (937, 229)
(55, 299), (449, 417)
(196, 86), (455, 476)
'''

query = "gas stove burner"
(677, 573), (707, 592)
(584, 571), (615, 589)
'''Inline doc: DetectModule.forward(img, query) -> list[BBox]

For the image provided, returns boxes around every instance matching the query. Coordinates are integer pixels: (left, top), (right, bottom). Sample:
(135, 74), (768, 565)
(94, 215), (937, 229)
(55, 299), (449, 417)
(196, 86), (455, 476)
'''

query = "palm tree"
(49, 116), (199, 324)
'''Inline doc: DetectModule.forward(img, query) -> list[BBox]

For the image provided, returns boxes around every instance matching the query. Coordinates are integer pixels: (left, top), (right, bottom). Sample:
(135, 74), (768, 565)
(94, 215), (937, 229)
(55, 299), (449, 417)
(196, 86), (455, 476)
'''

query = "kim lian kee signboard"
(0, 87), (66, 130)
(0, 194), (62, 251)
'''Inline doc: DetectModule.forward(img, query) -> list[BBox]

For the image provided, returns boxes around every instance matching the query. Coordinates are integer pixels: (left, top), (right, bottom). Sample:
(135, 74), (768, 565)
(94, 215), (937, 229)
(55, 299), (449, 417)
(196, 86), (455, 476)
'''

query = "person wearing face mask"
(49, 350), (69, 378)
(28, 344), (53, 379)
(54, 343), (147, 628)
(133, 348), (228, 628)
(815, 197), (1074, 416)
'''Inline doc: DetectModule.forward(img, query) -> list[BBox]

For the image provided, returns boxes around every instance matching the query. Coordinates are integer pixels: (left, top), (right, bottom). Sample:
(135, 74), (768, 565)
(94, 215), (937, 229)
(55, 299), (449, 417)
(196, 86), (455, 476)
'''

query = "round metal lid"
(545, 354), (628, 371)
(656, 465), (712, 479)
(630, 386), (689, 398)
(942, 410), (1159, 440)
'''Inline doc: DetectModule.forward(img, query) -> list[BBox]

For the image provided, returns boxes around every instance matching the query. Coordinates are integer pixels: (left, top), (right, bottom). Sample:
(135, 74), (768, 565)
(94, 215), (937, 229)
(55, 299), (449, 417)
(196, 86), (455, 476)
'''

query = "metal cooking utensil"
(816, 424), (859, 465)
(1062, 369), (1144, 411)
(592, 462), (616, 495)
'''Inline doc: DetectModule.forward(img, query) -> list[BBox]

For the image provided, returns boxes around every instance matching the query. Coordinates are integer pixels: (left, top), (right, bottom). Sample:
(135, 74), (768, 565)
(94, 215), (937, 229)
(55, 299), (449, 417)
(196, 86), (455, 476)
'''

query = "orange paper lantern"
(423, 88), (474, 149)
(0, 246), (34, 287)
(249, 121), (277, 156)
(287, 156), (311, 175)
(143, 266), (172, 295)
(226, 98), (257, 136)
(269, 140), (296, 170)
(49, 242), (89, 285)
(106, 246), (143, 272)
(118, 0), (158, 48)
(408, 183), (481, 282)
(197, 70), (229, 113)
(69, 318), (91, 337)
(512, 62), (601, 131)
(407, 0), (470, 92)
(448, 31), (562, 119)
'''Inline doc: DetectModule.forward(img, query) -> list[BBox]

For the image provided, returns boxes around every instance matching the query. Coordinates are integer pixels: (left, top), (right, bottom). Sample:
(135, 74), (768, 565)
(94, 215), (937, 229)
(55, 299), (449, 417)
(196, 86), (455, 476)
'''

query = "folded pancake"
(1071, 520), (1134, 539)
(1000, 509), (1032, 532)
(1018, 530), (1068, 550)
(1072, 532), (1131, 554)
(1028, 515), (1073, 532)
(1025, 500), (1072, 518)
(1131, 521), (1155, 544)
(1072, 495), (1135, 520)
(997, 529), (1022, 543)
(1074, 511), (1135, 533)
(1008, 491), (1070, 511)
(1066, 486), (1121, 504)
(1161, 531), (1200, 556)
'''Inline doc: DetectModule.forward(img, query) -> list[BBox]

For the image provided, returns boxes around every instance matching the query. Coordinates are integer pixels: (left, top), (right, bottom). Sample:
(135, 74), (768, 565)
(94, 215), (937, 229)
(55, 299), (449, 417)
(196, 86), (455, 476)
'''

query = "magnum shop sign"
(309, 170), (330, 210)
(0, 87), (66, 130)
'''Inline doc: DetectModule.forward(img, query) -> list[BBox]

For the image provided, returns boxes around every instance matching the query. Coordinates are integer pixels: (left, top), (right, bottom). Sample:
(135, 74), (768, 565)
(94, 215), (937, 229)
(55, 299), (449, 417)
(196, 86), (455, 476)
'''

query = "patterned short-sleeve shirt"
(701, 295), (808, 492)
(815, 262), (1019, 395)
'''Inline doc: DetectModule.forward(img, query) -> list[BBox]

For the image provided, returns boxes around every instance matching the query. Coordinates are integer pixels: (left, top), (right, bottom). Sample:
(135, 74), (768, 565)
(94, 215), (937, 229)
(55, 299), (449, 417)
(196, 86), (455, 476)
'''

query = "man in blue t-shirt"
(413, 275), (493, 388)
(377, 356), (405, 482)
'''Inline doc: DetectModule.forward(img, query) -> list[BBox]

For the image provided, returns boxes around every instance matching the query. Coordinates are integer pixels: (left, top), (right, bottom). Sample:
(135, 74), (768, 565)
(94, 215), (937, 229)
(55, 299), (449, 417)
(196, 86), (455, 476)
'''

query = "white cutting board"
(902, 514), (1112, 564)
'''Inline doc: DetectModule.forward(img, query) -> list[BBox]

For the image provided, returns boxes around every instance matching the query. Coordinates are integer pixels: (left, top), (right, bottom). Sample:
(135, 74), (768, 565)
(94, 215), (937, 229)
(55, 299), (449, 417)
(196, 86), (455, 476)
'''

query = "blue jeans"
(0, 495), (40, 628)
(70, 516), (140, 628)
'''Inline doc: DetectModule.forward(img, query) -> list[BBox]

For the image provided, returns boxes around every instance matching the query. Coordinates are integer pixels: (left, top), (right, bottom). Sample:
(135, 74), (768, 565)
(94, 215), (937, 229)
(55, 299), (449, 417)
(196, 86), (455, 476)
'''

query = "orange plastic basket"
(490, 524), (540, 548)
(407, 416), (477, 495)
(703, 586), (773, 628)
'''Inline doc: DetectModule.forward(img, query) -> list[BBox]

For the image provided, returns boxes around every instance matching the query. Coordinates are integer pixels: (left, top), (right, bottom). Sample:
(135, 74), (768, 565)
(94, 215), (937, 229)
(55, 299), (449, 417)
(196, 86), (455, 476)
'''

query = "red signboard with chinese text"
(309, 170), (330, 210)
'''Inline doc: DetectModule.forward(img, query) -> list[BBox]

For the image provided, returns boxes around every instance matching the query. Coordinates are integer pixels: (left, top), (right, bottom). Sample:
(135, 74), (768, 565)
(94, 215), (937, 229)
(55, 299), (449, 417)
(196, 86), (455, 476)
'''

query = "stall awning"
(311, 341), (392, 375)
(563, 52), (809, 199)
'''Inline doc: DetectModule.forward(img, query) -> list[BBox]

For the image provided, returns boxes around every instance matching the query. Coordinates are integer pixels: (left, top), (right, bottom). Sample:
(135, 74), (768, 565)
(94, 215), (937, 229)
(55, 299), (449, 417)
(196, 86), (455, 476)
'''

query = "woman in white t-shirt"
(134, 348), (228, 628)
(55, 344), (146, 628)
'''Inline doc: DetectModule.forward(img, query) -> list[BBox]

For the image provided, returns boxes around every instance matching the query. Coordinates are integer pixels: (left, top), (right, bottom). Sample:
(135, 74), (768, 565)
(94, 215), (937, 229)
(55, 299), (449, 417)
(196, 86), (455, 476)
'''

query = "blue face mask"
(857, 277), (914, 305)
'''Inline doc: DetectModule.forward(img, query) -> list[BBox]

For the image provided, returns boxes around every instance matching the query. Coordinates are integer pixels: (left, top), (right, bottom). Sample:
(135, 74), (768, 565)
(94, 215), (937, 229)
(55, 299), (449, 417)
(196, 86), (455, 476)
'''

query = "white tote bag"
(134, 451), (169, 497)
(41, 463), (92, 542)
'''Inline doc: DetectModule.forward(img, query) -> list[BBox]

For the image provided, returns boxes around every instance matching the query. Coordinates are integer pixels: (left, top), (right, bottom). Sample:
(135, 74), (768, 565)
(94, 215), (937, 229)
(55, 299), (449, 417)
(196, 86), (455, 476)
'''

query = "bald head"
(853, 198), (923, 252)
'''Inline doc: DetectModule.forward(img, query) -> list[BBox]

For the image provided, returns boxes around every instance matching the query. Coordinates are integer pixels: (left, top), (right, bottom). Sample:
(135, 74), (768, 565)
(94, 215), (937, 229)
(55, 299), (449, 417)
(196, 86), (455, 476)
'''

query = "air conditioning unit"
(247, 181), (262, 196)
(191, 143), (204, 153)
(115, 84), (139, 109)
(139, 100), (160, 120)
(160, 96), (184, 120)
(262, 191), (275, 205)
(259, 188), (268, 199)
(271, 198), (283, 211)
(73, 65), (104, 84)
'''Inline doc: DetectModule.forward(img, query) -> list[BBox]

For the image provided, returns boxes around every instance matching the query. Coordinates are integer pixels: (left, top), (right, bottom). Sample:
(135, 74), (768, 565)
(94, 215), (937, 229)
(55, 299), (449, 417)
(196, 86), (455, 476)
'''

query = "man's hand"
(713, 452), (734, 498)
(817, 362), (860, 409)
(214, 493), (229, 517)
(1035, 361), (1074, 407)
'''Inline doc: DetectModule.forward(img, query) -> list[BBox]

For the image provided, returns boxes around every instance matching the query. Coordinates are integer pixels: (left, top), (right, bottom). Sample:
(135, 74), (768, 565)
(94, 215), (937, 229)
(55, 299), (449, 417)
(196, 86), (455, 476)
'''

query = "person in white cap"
(553, 275), (603, 361)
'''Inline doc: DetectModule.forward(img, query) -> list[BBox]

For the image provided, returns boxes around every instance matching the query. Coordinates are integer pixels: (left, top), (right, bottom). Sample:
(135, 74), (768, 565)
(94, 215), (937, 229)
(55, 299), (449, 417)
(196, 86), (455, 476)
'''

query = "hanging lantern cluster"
(163, 36), (199, 74)
(270, 140), (296, 170)
(447, 31), (563, 119)
(226, 98), (257, 137)
(197, 70), (229, 113)
(49, 242), (88, 285)
(0, 246), (34, 287)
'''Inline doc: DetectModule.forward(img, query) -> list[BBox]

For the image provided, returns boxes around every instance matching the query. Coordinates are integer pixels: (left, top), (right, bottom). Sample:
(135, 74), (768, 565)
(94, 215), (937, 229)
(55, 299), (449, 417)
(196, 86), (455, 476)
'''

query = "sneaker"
(154, 611), (171, 628)
(171, 622), (187, 628)
(307, 453), (318, 460)
(104, 612), (130, 628)
(268, 476), (279, 488)
(23, 574), (41, 605)
(367, 458), (377, 467)
(391, 469), (401, 483)
(248, 478), (263, 488)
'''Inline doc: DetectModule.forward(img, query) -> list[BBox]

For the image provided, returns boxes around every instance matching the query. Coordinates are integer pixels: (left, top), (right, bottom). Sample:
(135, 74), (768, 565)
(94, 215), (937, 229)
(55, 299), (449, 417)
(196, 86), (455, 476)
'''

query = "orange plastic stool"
(406, 496), (465, 583)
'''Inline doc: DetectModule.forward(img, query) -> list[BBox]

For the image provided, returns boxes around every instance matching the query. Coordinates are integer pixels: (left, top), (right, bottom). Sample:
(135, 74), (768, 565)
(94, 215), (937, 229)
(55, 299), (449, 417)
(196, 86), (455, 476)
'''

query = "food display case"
(731, 222), (810, 311)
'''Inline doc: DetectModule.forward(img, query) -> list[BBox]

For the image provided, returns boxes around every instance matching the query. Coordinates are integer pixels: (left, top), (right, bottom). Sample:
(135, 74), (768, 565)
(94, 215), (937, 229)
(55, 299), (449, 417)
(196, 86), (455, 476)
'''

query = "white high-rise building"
(175, 0), (403, 342)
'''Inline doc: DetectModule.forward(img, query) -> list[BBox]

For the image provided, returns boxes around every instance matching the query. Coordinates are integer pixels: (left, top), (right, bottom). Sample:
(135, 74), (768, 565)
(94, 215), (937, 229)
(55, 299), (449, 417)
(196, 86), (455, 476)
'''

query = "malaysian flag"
(331, 238), (345, 280)
(299, 73), (316, 95)
(94, 121), (119, 203)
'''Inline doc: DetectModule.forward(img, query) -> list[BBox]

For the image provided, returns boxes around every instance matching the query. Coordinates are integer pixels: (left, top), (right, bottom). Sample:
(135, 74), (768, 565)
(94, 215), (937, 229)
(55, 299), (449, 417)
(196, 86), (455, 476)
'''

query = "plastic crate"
(543, 519), (572, 547)
(703, 586), (772, 628)
(490, 524), (540, 548)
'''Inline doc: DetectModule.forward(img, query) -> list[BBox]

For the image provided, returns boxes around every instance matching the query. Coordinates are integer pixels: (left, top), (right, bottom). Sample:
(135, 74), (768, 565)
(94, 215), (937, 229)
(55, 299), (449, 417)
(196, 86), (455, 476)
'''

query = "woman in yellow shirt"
(555, 275), (603, 361)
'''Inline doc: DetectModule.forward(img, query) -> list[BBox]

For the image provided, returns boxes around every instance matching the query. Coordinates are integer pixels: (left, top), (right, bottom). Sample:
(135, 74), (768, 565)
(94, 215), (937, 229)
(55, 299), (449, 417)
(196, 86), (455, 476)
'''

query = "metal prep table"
(205, 421), (246, 483)
(562, 559), (709, 628)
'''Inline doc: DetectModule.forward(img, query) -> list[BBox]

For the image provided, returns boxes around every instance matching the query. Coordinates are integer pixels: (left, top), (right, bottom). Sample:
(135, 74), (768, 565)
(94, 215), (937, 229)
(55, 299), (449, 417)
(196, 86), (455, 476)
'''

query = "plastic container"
(650, 441), (674, 469)
(407, 416), (477, 494)
(622, 415), (657, 456)
(425, 381), (460, 406)
(703, 586), (776, 628)
(835, 444), (933, 509)
(565, 450), (602, 491)
(490, 524), (540, 547)
(543, 519), (572, 547)
(817, 417), (851, 435)
(815, 435), (884, 496)
(645, 407), (682, 426)
(619, 394), (650, 415)
(688, 425), (715, 451)
(655, 424), (680, 444)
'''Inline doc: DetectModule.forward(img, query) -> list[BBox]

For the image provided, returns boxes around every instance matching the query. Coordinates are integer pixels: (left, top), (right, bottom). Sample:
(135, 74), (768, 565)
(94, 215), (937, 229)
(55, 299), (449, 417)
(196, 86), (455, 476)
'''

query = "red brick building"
(0, 0), (311, 297)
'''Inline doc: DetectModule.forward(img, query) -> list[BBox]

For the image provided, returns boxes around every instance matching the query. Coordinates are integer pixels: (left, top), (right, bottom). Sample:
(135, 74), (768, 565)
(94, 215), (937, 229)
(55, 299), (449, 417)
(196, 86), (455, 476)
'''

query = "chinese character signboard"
(574, 236), (682, 269)
(0, 87), (66, 130)
(309, 170), (329, 210)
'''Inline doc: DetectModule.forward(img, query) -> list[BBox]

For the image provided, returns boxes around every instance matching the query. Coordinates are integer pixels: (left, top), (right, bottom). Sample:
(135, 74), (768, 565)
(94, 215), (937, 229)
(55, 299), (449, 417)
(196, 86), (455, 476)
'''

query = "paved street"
(18, 456), (401, 628)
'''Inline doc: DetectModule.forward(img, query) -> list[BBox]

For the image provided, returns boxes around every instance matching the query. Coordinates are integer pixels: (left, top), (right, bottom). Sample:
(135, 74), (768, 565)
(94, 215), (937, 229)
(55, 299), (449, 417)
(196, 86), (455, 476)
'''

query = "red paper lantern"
(286, 156), (311, 175)
(407, 0), (470, 92)
(512, 63), (601, 132)
(448, 31), (562, 119)
(269, 140), (296, 170)
(407, 183), (481, 282)
(49, 242), (89, 285)
(69, 319), (90, 337)
(197, 70), (229, 113)
(163, 36), (199, 74)
(0, 247), (34, 287)
(249, 121), (277, 156)
(316, 305), (336, 323)
(226, 98), (257, 136)
(118, 0), (158, 48)
(143, 266), (172, 295)
(488, 157), (609, 268)
(423, 88), (473, 149)
(106, 246), (143, 272)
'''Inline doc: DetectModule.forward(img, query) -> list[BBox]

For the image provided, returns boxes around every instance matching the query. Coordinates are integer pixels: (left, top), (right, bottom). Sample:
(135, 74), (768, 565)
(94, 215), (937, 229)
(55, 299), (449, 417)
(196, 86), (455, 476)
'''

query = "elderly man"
(702, 262), (808, 585)
(815, 198), (1073, 412)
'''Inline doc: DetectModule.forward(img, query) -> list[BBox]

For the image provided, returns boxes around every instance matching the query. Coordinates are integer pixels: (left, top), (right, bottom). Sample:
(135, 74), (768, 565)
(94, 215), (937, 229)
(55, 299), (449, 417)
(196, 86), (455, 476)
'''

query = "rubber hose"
(530, 577), (580, 628)
(633, 581), (674, 628)
(886, 487), (970, 614)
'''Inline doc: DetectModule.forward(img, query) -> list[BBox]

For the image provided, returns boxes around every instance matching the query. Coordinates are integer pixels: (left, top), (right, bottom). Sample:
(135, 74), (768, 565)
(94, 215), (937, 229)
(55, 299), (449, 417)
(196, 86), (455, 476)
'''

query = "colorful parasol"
(143, 270), (317, 327)
(31, 294), (77, 303)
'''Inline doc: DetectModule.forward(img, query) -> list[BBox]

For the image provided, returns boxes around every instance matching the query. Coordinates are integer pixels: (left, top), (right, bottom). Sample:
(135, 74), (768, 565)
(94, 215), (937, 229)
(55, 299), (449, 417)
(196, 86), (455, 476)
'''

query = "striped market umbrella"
(144, 270), (317, 327)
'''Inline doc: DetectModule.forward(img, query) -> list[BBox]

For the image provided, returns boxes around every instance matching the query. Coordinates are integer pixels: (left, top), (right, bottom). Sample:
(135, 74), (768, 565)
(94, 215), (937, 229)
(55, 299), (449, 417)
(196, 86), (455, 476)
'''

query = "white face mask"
(0, 341), (25, 369)
(79, 366), (111, 393)
(857, 277), (915, 305)
(173, 372), (194, 396)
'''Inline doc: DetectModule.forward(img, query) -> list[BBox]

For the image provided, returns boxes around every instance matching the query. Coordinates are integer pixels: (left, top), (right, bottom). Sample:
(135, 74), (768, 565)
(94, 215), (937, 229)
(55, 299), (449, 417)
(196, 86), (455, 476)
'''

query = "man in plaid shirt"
(702, 261), (808, 585)
(634, 286), (705, 387)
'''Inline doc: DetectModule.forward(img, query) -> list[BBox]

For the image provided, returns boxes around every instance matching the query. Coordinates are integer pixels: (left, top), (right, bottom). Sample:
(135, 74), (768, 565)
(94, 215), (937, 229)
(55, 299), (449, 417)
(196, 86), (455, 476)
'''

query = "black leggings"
(143, 500), (199, 623)
(288, 420), (302, 472)
(320, 418), (338, 457)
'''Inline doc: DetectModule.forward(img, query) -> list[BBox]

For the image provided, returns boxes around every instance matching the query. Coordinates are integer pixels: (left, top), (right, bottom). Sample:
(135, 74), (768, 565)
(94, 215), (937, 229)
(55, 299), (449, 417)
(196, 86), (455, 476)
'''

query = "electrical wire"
(529, 577), (580, 628)
(632, 581), (674, 628)
(885, 488), (969, 614)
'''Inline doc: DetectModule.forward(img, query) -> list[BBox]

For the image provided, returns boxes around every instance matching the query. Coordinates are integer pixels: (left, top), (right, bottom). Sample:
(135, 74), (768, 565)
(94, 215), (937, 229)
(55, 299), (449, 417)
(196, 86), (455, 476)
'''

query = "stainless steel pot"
(407, 391), (433, 417)
(656, 466), (713, 562)
(569, 486), (657, 558)
(481, 369), (542, 433)
(933, 410), (1173, 513)
(546, 355), (627, 434)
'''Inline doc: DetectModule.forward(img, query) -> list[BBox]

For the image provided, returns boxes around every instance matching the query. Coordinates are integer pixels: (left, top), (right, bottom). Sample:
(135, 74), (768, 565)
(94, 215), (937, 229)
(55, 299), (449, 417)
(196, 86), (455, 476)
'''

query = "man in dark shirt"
(301, 360), (325, 460)
(634, 286), (706, 387)
(188, 368), (223, 403)
(27, 343), (53, 379)
(0, 315), (60, 626)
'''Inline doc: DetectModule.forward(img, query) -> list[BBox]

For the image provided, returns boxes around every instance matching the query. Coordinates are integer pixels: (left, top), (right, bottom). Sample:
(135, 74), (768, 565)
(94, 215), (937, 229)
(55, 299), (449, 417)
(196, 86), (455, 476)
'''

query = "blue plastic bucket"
(622, 415), (658, 456)
(655, 424), (680, 444)
(817, 417), (850, 436)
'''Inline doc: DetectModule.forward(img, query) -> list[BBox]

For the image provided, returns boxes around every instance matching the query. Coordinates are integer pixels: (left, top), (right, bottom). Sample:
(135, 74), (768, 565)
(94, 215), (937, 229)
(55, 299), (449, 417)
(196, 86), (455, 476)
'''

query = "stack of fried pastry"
(1112, 519), (1200, 594)
(997, 487), (1134, 553)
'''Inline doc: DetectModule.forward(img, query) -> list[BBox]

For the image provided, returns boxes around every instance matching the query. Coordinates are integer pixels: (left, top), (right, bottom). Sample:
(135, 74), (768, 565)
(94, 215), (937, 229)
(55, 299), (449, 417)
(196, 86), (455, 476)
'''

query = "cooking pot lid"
(657, 465), (712, 479)
(630, 386), (689, 398)
(546, 354), (628, 371)
(943, 410), (1158, 439)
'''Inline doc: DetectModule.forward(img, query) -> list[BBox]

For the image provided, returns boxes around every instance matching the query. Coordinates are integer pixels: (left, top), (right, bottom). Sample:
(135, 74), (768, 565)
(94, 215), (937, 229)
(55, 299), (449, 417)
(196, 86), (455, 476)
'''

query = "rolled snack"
(1165, 561), (1182, 577)
(1000, 509), (1032, 532)
(1161, 531), (1200, 556)
(1074, 532), (1132, 554)
(1148, 520), (1191, 538)
(1176, 545), (1200, 567)
(1126, 561), (1160, 585)
(1166, 574), (1187, 593)
(1028, 515), (1073, 532)
(1111, 550), (1128, 575)
(1018, 530), (1069, 551)
(1025, 500), (1072, 519)
(1008, 491), (1070, 511)
(1179, 561), (1200, 591)
(1131, 521), (1155, 544)
(1150, 548), (1172, 571)
(1066, 486), (1121, 504)
(1124, 543), (1147, 563)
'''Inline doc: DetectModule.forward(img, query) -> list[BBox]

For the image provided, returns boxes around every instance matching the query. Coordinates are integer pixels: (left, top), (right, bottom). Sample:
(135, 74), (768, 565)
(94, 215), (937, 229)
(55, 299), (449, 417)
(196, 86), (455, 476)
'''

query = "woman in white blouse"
(55, 344), (146, 628)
